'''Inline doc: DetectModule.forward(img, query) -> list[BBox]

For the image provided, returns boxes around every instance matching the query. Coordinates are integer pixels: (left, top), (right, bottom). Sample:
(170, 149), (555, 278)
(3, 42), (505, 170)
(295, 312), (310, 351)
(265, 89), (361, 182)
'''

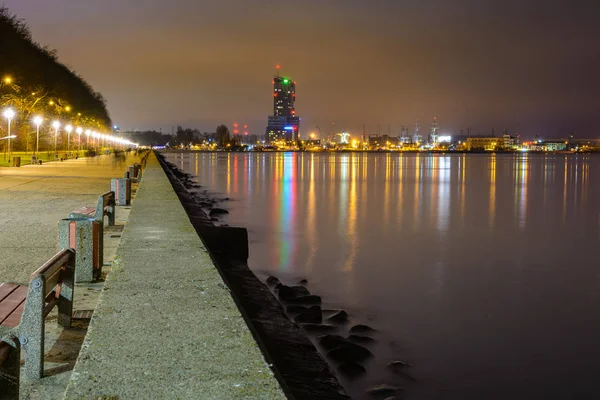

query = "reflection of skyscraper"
(266, 67), (300, 143)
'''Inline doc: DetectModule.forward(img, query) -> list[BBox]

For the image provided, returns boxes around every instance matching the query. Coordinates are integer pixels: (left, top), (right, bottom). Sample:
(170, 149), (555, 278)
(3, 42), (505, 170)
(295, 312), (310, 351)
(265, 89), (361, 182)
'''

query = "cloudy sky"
(5, 0), (600, 138)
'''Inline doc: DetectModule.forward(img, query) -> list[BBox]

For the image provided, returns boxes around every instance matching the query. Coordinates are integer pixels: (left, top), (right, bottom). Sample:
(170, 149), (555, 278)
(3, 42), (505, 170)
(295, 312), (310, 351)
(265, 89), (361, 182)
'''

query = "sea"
(164, 151), (600, 400)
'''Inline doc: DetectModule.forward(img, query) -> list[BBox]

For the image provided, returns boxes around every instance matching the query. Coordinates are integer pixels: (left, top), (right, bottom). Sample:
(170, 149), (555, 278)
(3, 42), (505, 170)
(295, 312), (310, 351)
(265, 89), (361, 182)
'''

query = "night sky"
(4, 0), (600, 138)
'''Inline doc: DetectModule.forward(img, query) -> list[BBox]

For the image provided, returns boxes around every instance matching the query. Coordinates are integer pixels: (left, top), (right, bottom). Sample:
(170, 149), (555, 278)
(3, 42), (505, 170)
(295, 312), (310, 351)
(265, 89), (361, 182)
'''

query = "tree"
(216, 125), (231, 147)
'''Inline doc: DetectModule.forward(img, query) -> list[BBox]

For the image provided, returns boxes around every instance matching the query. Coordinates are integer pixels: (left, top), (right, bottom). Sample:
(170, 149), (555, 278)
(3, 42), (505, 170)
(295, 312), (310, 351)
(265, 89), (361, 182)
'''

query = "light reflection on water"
(169, 152), (600, 399)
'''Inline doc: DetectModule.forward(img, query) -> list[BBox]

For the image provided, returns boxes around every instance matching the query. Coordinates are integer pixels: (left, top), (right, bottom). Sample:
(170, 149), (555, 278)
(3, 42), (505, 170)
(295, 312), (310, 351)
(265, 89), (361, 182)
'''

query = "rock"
(327, 310), (349, 323)
(318, 334), (351, 351)
(300, 324), (338, 333)
(273, 282), (283, 291)
(349, 324), (377, 334)
(209, 208), (229, 216)
(210, 217), (219, 221)
(286, 305), (308, 315)
(298, 279), (308, 285)
(294, 305), (322, 324)
(265, 276), (280, 286)
(277, 285), (311, 301)
(366, 385), (401, 398)
(286, 295), (322, 305)
(327, 342), (373, 363)
(348, 335), (376, 345)
(337, 363), (366, 378)
(387, 360), (411, 370)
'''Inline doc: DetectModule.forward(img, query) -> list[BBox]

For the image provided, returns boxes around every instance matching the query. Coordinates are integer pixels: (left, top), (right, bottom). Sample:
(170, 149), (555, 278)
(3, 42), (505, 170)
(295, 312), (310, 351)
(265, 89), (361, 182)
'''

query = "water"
(166, 151), (600, 399)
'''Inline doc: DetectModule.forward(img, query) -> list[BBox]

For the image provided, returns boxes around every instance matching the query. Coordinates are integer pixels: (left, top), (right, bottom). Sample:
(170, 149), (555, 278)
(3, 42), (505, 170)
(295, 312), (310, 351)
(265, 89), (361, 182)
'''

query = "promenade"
(0, 152), (284, 399)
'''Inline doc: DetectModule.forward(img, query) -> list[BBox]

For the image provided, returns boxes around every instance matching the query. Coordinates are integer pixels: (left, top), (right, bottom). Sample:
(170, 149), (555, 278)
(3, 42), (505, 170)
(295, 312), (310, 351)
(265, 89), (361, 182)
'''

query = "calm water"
(166, 152), (600, 399)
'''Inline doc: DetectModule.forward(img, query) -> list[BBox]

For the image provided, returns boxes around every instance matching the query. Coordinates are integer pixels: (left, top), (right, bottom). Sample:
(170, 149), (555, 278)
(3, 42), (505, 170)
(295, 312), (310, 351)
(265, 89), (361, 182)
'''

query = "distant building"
(266, 72), (300, 143)
(466, 136), (499, 151)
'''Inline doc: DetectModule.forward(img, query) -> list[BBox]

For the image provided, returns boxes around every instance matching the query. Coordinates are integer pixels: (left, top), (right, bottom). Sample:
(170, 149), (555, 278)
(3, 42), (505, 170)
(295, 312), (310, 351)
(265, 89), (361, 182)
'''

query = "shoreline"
(156, 152), (352, 400)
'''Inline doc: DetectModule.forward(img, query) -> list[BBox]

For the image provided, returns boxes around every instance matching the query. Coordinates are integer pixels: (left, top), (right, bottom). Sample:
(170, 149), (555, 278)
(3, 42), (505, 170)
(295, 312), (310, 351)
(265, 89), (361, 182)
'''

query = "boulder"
(327, 310), (349, 323)
(286, 295), (322, 305)
(297, 278), (308, 285)
(337, 363), (366, 378)
(265, 276), (280, 286)
(209, 208), (229, 216)
(327, 342), (373, 363)
(366, 385), (401, 398)
(277, 285), (311, 301)
(349, 324), (377, 334)
(318, 334), (352, 351)
(294, 305), (322, 324)
(348, 334), (376, 344)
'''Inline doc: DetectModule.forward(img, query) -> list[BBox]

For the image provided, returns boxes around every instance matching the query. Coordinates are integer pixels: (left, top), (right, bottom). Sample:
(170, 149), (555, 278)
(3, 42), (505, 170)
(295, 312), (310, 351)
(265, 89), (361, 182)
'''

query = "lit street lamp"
(85, 129), (91, 150)
(76, 127), (83, 154)
(52, 120), (60, 159)
(65, 124), (73, 153)
(3, 108), (15, 163)
(33, 116), (43, 155)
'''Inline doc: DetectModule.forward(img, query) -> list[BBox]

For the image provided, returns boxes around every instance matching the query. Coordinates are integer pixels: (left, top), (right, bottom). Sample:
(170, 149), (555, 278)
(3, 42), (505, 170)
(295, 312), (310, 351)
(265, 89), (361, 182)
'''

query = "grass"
(0, 150), (86, 167)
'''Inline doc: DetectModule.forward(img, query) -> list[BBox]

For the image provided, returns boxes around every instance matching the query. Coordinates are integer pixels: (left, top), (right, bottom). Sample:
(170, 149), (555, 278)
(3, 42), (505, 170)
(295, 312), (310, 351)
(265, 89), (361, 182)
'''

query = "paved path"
(0, 153), (139, 399)
(0, 153), (136, 284)
(63, 152), (285, 399)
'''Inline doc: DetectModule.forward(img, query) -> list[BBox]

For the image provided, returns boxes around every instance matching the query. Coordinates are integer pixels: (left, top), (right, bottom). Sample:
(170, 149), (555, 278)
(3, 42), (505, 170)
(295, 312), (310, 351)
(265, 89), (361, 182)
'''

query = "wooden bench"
(0, 248), (75, 384)
(69, 191), (115, 226)
(0, 335), (20, 399)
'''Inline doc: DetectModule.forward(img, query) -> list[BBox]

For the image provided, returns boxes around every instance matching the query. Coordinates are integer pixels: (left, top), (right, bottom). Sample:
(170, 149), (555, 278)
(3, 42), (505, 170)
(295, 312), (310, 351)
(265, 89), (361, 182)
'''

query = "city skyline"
(4, 0), (600, 138)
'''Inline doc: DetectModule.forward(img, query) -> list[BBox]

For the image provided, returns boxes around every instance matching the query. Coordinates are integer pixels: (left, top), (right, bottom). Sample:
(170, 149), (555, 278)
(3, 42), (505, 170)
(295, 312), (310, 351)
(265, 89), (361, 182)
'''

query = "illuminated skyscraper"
(266, 66), (300, 143)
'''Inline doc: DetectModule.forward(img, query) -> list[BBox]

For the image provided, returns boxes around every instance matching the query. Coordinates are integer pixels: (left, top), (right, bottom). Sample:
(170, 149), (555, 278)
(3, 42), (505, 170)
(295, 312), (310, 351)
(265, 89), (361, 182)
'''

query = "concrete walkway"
(63, 153), (285, 399)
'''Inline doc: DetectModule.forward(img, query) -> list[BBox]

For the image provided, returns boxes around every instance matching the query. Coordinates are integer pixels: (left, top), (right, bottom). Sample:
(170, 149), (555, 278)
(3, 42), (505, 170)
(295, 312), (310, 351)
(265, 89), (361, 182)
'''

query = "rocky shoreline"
(156, 152), (413, 399)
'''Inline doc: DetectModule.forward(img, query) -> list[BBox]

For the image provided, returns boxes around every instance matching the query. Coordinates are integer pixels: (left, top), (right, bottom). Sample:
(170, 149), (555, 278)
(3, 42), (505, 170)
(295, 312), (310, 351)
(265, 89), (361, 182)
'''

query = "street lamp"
(76, 127), (83, 154)
(32, 116), (43, 155)
(3, 108), (15, 163)
(52, 120), (60, 159)
(65, 124), (73, 153)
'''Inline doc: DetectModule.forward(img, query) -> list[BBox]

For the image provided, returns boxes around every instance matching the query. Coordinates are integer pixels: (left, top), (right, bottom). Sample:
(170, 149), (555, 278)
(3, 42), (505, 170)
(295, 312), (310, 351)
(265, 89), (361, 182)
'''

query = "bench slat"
(1, 302), (24, 327)
(0, 286), (27, 325)
(30, 249), (72, 281)
(0, 283), (19, 303)
(44, 267), (64, 299)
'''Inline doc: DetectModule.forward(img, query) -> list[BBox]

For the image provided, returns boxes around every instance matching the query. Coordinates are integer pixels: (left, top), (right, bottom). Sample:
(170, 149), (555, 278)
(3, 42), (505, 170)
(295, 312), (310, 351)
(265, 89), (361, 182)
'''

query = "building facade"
(266, 75), (300, 143)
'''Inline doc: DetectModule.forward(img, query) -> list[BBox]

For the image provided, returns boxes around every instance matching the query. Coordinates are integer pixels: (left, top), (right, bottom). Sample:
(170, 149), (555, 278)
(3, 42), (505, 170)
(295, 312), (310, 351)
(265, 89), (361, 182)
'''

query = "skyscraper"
(266, 67), (300, 143)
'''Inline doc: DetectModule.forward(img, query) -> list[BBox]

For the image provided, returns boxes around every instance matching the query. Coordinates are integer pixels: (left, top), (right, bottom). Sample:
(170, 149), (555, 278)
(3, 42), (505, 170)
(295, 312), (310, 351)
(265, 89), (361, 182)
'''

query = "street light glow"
(52, 120), (60, 129)
(3, 108), (15, 120)
(76, 127), (83, 134)
(65, 124), (73, 133)
(33, 115), (43, 126)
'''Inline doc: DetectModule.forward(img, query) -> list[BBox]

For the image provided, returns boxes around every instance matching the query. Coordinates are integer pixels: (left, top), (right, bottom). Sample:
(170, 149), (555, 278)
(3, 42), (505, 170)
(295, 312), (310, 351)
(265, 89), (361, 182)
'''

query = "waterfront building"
(265, 70), (300, 144)
(465, 135), (499, 151)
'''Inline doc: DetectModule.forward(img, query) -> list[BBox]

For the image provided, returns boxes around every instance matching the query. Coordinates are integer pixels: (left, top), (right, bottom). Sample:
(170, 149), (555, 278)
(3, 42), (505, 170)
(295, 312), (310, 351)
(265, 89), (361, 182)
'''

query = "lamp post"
(76, 127), (83, 154)
(3, 108), (15, 163)
(65, 124), (73, 153)
(33, 116), (43, 156)
(52, 120), (60, 159)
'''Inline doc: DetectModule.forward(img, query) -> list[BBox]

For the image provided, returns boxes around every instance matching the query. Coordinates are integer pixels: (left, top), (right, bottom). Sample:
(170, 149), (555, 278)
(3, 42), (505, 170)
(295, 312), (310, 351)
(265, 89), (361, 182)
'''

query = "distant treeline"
(0, 6), (111, 149)
(125, 125), (237, 147)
